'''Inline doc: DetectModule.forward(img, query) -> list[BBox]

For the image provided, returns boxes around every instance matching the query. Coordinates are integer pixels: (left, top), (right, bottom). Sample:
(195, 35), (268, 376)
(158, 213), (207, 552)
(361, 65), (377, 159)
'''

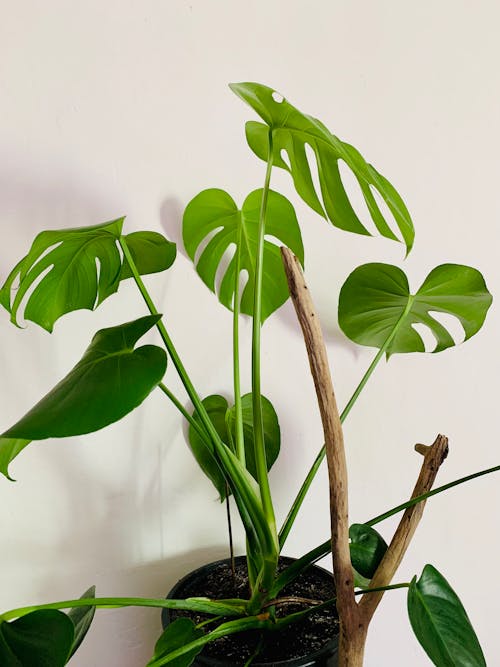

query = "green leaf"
(67, 586), (96, 658)
(1, 315), (166, 443)
(230, 82), (414, 254)
(349, 523), (387, 579)
(407, 564), (486, 666)
(147, 618), (203, 667)
(188, 393), (280, 500)
(0, 610), (74, 667)
(0, 219), (124, 332)
(119, 231), (176, 280)
(0, 439), (31, 481)
(183, 188), (304, 321)
(338, 263), (492, 356)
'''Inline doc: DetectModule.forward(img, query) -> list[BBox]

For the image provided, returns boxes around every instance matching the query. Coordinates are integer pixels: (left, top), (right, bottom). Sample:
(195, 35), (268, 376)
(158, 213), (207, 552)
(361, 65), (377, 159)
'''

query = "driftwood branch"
(281, 247), (362, 663)
(359, 434), (449, 622)
(281, 247), (450, 666)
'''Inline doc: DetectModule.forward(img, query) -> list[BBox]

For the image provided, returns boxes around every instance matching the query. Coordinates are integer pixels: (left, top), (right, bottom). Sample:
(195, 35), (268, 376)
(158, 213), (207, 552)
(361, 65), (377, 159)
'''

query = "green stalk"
(278, 299), (415, 548)
(251, 131), (277, 536)
(1, 596), (248, 623)
(356, 582), (410, 595)
(158, 382), (208, 444)
(232, 220), (245, 464)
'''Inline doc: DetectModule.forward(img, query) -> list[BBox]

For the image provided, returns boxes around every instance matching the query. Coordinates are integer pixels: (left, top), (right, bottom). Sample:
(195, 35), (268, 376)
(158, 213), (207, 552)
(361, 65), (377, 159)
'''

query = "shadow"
(159, 197), (185, 257)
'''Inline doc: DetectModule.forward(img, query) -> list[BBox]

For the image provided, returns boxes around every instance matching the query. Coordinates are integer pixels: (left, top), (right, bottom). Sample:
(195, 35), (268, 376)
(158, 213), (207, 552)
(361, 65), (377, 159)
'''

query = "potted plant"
(0, 82), (495, 666)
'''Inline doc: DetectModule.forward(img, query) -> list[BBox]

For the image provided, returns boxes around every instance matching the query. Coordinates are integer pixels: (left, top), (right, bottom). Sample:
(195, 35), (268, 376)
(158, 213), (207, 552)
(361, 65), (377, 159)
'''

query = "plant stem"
(233, 220), (245, 464)
(157, 383), (208, 443)
(251, 132), (278, 541)
(355, 582), (410, 595)
(278, 298), (415, 549)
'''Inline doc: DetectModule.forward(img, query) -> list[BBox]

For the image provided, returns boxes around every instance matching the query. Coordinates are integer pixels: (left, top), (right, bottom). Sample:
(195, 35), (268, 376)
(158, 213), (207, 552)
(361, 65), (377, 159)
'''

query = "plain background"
(0, 1), (499, 664)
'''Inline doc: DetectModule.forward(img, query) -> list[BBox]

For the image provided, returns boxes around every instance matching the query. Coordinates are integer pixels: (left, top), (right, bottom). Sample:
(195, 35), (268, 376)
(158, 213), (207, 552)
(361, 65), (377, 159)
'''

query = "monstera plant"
(0, 83), (495, 666)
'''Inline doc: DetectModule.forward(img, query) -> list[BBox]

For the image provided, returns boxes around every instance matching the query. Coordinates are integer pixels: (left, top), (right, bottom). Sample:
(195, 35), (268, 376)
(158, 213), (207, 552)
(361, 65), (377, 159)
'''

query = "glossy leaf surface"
(67, 586), (96, 658)
(339, 263), (492, 356)
(183, 188), (303, 321)
(2, 315), (166, 441)
(188, 393), (280, 500)
(407, 564), (486, 666)
(349, 523), (387, 579)
(230, 82), (414, 253)
(147, 618), (203, 667)
(119, 231), (176, 280)
(0, 438), (31, 481)
(0, 610), (74, 667)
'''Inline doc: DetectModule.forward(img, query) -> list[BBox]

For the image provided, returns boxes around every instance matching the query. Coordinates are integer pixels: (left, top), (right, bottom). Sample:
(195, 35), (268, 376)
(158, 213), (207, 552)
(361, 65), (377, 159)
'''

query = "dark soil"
(164, 556), (339, 666)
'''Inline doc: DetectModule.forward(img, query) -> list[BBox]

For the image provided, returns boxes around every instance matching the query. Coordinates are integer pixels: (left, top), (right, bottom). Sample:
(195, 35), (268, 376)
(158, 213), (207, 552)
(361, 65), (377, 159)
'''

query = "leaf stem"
(157, 383), (208, 443)
(233, 219), (245, 464)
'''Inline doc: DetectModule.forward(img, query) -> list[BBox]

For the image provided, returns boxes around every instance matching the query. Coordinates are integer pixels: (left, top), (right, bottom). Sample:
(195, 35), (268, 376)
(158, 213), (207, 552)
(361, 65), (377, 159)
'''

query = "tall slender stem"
(251, 132), (277, 534)
(233, 221), (245, 464)
(158, 382), (208, 443)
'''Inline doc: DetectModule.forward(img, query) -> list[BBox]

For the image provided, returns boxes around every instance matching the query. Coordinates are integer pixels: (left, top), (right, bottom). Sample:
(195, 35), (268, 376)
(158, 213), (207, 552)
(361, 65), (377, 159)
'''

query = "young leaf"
(183, 188), (304, 321)
(147, 618), (203, 667)
(67, 586), (96, 658)
(0, 610), (74, 667)
(407, 564), (486, 666)
(349, 524), (388, 579)
(339, 263), (492, 356)
(188, 394), (280, 501)
(119, 231), (176, 280)
(0, 219), (124, 331)
(1, 315), (167, 442)
(230, 82), (414, 254)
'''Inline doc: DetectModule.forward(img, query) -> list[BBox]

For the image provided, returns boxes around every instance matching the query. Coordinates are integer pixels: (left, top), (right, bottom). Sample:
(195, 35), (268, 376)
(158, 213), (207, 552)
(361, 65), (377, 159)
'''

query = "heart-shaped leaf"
(349, 523), (388, 579)
(188, 393), (280, 500)
(67, 586), (96, 658)
(230, 82), (414, 254)
(183, 188), (304, 321)
(408, 564), (486, 666)
(0, 610), (74, 667)
(0, 221), (176, 331)
(339, 263), (492, 356)
(119, 231), (176, 280)
(1, 315), (167, 443)
(147, 618), (203, 667)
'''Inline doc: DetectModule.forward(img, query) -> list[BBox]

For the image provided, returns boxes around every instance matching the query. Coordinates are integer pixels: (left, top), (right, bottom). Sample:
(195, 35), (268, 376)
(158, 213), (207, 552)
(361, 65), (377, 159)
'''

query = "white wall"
(0, 1), (499, 664)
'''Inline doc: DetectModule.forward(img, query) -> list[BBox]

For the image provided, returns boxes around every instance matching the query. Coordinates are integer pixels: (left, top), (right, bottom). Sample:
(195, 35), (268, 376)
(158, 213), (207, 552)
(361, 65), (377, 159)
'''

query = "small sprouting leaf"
(67, 586), (96, 658)
(147, 618), (203, 667)
(230, 82), (414, 254)
(407, 564), (486, 666)
(120, 231), (176, 280)
(349, 524), (387, 579)
(188, 394), (280, 500)
(0, 610), (74, 667)
(183, 188), (304, 321)
(339, 263), (492, 356)
(0, 219), (124, 331)
(1, 315), (166, 444)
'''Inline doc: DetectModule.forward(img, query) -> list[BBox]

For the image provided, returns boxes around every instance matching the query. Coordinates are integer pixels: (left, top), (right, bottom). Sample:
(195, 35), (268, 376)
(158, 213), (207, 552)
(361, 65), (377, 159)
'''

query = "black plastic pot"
(163, 556), (339, 667)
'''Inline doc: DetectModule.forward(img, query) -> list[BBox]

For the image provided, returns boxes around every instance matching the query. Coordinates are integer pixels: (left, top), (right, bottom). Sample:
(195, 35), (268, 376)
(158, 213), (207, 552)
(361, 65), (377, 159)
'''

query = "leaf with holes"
(408, 564), (486, 666)
(188, 393), (280, 501)
(230, 82), (414, 254)
(0, 316), (167, 468)
(67, 586), (96, 659)
(0, 610), (74, 667)
(349, 524), (388, 579)
(147, 618), (204, 667)
(338, 263), (492, 356)
(183, 188), (303, 321)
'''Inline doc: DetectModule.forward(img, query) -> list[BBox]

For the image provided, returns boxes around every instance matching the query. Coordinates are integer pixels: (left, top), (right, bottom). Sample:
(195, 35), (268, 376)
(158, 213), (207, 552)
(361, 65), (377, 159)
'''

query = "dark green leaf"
(2, 315), (166, 442)
(339, 263), (492, 356)
(0, 219), (124, 332)
(67, 586), (96, 658)
(349, 523), (387, 579)
(230, 82), (414, 254)
(408, 564), (486, 666)
(0, 610), (74, 667)
(120, 231), (176, 280)
(183, 188), (303, 321)
(188, 393), (280, 501)
(147, 618), (203, 667)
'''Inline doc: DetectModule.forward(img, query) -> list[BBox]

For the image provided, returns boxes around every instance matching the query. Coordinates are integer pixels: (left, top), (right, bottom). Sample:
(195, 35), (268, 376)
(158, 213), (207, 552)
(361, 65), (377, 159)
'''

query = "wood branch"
(281, 248), (362, 663)
(359, 434), (449, 622)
